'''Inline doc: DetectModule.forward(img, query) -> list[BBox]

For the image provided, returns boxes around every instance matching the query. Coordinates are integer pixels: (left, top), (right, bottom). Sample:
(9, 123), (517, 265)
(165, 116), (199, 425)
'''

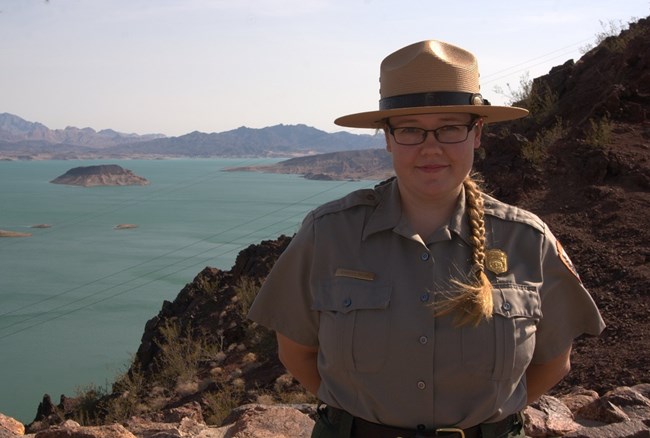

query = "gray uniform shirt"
(248, 179), (605, 429)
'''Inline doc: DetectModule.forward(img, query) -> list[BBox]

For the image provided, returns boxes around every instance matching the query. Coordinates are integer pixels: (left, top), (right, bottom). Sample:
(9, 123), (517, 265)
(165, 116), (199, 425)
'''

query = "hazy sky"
(1, 0), (648, 136)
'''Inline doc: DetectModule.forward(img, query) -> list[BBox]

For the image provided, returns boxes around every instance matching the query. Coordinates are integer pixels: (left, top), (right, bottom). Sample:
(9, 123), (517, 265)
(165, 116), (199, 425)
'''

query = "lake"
(0, 158), (378, 423)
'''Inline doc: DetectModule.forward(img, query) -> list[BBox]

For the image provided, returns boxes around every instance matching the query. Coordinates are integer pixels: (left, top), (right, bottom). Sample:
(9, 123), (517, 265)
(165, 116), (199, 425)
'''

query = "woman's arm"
(525, 346), (572, 404)
(276, 332), (321, 395)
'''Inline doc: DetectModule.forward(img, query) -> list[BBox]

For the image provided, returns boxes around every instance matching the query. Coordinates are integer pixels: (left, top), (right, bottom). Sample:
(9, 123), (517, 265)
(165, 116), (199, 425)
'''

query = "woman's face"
(385, 112), (482, 206)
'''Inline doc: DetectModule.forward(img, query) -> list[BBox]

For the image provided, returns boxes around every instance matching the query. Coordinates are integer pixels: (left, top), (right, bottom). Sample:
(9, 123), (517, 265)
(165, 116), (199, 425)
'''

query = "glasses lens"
(436, 125), (469, 143)
(393, 127), (425, 145)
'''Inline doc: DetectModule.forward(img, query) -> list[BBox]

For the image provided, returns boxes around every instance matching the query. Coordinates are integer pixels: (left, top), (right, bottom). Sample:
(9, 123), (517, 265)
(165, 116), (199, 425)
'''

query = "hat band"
(380, 91), (488, 110)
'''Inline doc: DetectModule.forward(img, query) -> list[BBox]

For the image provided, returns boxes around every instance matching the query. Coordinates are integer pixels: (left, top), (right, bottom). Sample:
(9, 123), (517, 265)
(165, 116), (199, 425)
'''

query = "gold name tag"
(335, 268), (375, 281)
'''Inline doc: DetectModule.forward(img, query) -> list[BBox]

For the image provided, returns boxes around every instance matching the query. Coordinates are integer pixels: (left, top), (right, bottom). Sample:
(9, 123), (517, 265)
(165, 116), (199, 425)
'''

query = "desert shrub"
(528, 83), (559, 123)
(493, 73), (557, 123)
(234, 276), (261, 318)
(522, 119), (566, 165)
(202, 385), (245, 426)
(581, 17), (640, 53)
(585, 116), (613, 148)
(103, 363), (148, 423)
(493, 72), (532, 107)
(71, 383), (108, 425)
(277, 390), (318, 405)
(154, 319), (223, 390)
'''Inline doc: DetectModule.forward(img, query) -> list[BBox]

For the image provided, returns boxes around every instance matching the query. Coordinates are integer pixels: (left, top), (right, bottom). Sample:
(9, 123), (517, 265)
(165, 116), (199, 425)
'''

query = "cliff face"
(50, 164), (149, 187)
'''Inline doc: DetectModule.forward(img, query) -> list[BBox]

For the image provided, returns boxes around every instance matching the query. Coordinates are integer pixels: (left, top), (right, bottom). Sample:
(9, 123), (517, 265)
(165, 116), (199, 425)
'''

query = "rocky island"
(113, 224), (138, 230)
(0, 229), (32, 238)
(50, 164), (149, 187)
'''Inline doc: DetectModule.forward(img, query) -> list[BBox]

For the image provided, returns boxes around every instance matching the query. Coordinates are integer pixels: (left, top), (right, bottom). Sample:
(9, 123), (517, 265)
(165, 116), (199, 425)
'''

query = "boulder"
(34, 423), (136, 438)
(219, 404), (314, 438)
(0, 413), (25, 436)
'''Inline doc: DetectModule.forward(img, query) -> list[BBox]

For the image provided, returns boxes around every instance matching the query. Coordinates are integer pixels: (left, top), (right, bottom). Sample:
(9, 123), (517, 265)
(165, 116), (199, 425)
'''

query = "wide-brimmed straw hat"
(334, 40), (529, 128)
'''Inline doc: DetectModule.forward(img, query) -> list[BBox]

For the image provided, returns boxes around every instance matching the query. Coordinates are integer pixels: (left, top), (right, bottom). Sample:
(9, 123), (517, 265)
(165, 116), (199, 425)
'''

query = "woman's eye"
(438, 125), (462, 133)
(397, 127), (422, 134)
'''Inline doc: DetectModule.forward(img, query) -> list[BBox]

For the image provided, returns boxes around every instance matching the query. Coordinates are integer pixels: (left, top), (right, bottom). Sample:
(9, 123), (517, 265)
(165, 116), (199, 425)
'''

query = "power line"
(0, 176), (376, 338)
(480, 37), (593, 84)
(0, 157), (264, 249)
(1, 158), (266, 314)
(0, 173), (353, 320)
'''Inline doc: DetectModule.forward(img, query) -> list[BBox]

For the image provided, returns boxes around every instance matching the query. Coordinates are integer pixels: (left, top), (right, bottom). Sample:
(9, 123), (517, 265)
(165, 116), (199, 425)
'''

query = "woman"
(248, 40), (605, 438)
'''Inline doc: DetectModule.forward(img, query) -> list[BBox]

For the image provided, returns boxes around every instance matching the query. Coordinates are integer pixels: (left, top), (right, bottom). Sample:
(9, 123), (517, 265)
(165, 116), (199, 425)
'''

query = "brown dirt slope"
(475, 17), (650, 394)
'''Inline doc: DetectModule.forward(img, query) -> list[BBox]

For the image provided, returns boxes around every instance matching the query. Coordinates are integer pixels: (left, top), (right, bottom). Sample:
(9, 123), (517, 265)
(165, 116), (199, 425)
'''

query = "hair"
(433, 175), (494, 327)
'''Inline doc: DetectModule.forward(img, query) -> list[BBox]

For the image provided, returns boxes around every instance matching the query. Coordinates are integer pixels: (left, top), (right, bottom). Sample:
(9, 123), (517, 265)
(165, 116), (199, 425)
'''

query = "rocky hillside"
(2, 17), (649, 438)
(224, 147), (394, 181)
(474, 17), (650, 396)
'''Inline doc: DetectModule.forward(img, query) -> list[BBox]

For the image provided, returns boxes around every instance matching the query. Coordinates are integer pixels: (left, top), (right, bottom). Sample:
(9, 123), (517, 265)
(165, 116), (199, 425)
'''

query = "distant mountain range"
(0, 113), (383, 160)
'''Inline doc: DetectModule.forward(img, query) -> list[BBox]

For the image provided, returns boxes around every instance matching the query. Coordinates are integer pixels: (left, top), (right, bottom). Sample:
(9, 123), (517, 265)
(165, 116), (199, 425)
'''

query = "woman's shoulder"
(310, 186), (383, 220)
(308, 178), (397, 221)
(481, 192), (546, 234)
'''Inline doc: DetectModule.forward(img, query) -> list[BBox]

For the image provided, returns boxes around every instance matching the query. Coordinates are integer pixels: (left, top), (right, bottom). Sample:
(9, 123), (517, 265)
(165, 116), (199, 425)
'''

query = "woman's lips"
(416, 164), (448, 172)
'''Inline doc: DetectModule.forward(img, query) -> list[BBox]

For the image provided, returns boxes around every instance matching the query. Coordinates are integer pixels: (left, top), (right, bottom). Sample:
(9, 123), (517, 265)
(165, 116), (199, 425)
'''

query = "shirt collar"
(449, 184), (472, 247)
(362, 179), (473, 246)
(362, 179), (403, 240)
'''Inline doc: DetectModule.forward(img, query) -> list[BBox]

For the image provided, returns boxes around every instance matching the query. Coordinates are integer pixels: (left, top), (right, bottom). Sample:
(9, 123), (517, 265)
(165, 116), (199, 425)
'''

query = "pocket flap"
(312, 278), (392, 314)
(492, 283), (541, 319)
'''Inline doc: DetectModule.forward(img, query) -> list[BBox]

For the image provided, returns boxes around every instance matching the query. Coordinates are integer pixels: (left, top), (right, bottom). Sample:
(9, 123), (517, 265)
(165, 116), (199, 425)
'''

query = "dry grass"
(522, 118), (566, 165)
(153, 320), (223, 389)
(234, 276), (261, 318)
(202, 385), (245, 425)
(585, 116), (613, 148)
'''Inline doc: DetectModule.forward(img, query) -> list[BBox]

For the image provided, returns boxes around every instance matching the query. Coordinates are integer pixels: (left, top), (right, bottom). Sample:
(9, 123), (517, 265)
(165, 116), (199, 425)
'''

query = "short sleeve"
(247, 213), (320, 347)
(532, 225), (606, 363)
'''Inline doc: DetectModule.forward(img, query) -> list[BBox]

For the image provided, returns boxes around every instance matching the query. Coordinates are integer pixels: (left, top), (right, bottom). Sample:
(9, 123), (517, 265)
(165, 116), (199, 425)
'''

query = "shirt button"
(343, 298), (352, 307)
(419, 293), (430, 302)
(419, 336), (428, 345)
(502, 301), (512, 312)
(420, 252), (430, 261)
(417, 381), (426, 390)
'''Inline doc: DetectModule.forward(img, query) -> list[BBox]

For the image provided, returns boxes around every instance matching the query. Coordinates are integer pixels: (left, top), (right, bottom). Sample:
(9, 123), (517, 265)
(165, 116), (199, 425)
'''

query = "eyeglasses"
(387, 120), (479, 145)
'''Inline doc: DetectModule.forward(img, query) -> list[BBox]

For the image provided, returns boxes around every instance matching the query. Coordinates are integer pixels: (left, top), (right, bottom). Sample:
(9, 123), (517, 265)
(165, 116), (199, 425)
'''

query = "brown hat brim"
(335, 104), (529, 129)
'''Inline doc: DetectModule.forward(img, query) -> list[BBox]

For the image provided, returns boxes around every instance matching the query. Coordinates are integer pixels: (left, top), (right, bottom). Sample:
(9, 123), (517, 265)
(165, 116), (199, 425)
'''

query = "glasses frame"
(387, 118), (480, 145)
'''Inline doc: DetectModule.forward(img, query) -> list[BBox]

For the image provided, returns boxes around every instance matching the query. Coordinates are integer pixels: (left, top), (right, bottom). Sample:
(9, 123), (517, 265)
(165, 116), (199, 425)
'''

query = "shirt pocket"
(461, 283), (541, 381)
(312, 277), (392, 373)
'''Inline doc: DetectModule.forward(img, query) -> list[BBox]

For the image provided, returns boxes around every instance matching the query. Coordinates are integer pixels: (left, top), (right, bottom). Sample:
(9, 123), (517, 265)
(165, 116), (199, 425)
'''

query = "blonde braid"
(433, 176), (493, 327)
(464, 177), (488, 283)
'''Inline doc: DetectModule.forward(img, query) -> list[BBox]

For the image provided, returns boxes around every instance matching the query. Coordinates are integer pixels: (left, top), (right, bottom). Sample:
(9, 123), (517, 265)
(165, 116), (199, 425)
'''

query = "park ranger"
(248, 39), (605, 438)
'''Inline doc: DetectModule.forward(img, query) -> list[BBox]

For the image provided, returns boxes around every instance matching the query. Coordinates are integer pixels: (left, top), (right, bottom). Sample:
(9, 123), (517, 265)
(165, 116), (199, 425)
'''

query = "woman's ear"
(473, 118), (484, 150)
(385, 133), (392, 152)
(383, 126), (392, 152)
